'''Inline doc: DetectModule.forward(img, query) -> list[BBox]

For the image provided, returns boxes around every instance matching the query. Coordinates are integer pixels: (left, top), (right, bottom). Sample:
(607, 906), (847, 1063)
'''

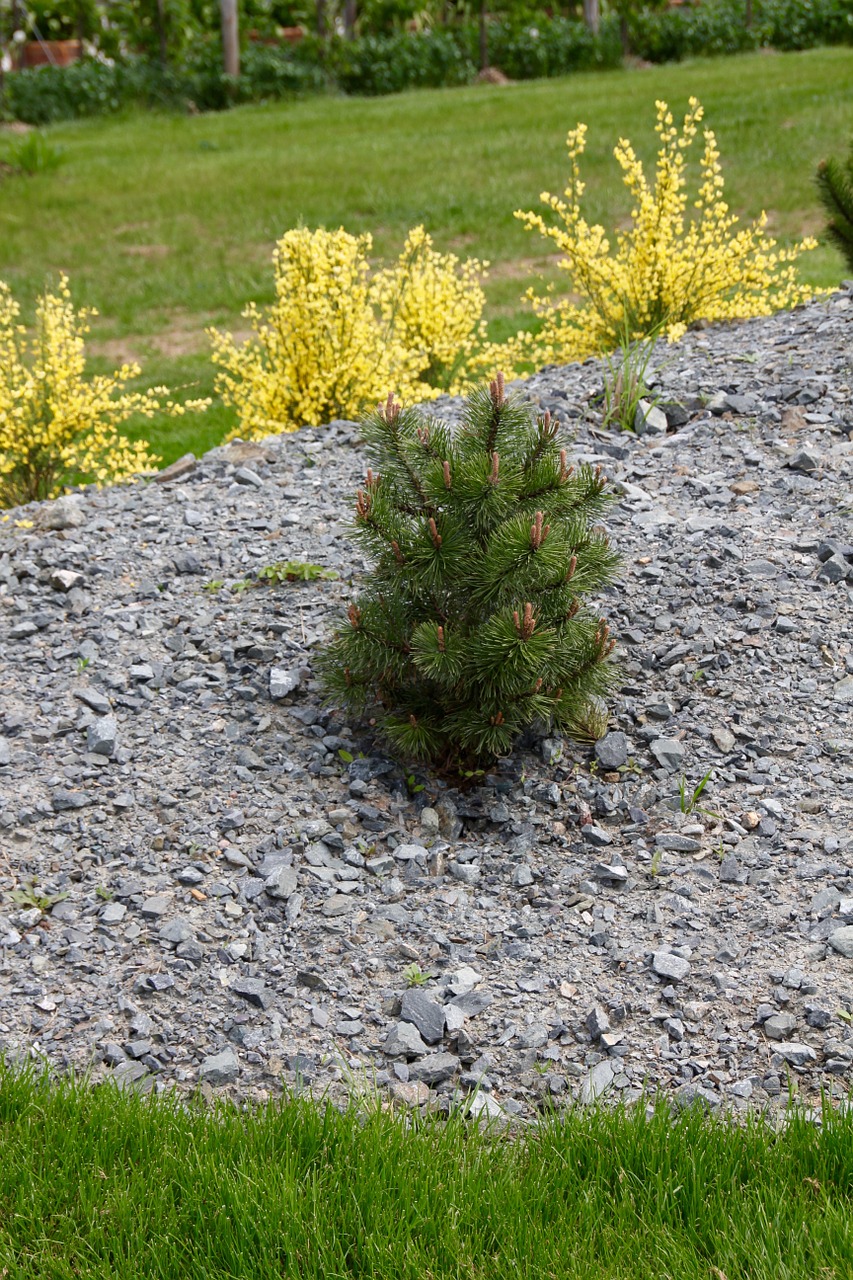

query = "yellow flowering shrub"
(0, 277), (201, 510)
(372, 225), (490, 395)
(515, 97), (823, 363)
(210, 225), (502, 440)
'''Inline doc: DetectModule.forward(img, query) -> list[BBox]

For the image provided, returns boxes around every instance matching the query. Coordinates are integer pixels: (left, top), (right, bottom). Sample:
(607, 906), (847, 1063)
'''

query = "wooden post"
(582, 0), (599, 35)
(221, 0), (239, 78)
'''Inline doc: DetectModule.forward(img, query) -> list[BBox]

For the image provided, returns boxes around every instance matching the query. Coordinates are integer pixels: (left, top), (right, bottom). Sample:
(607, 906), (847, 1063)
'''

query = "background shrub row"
(3, 0), (852, 125)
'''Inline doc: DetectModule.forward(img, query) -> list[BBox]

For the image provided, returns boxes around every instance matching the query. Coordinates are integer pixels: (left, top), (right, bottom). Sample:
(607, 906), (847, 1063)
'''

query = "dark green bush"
(2, 43), (326, 125)
(325, 29), (474, 96)
(628, 0), (853, 64)
(482, 15), (622, 79)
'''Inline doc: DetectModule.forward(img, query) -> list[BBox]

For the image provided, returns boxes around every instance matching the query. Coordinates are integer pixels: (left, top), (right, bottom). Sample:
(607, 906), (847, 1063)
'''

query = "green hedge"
(2, 42), (327, 124)
(628, 0), (853, 62)
(3, 1), (852, 125)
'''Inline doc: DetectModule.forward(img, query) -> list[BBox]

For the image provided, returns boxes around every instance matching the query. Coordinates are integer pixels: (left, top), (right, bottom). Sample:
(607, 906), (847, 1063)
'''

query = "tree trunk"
(479, 0), (488, 71)
(582, 0), (599, 35)
(156, 0), (168, 65)
(344, 0), (357, 38)
(619, 13), (629, 57)
(316, 0), (327, 39)
(220, 0), (239, 77)
(745, 0), (753, 27)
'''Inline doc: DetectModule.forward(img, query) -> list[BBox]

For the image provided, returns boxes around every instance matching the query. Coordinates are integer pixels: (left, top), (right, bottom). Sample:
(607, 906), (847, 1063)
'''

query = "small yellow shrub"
(0, 277), (200, 509)
(210, 225), (502, 440)
(515, 97), (823, 363)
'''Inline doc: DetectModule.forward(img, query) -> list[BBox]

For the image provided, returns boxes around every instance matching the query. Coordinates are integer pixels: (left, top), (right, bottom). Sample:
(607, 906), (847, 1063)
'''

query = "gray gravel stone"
(400, 989), (445, 1045)
(828, 927), (853, 958)
(764, 1013), (797, 1041)
(269, 668), (301, 699)
(594, 732), (629, 770)
(776, 1042), (818, 1067)
(199, 1048), (240, 1085)
(652, 952), (690, 982)
(407, 1053), (460, 1085)
(264, 866), (298, 900)
(384, 1022), (429, 1058)
(87, 715), (117, 758)
(650, 738), (686, 771)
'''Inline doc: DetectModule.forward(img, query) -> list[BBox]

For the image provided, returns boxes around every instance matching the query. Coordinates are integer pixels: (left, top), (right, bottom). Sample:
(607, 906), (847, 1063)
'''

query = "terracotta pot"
(247, 27), (304, 45)
(21, 40), (83, 69)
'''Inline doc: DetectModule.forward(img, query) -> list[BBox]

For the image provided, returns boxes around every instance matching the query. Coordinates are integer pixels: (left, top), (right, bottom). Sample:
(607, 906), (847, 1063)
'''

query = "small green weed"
(257, 561), (338, 584)
(95, 885), (113, 901)
(5, 131), (65, 177)
(678, 768), (720, 819)
(75, 656), (90, 672)
(8, 882), (68, 913)
(202, 579), (225, 592)
(405, 773), (425, 796)
(601, 322), (663, 433)
(402, 963), (429, 987)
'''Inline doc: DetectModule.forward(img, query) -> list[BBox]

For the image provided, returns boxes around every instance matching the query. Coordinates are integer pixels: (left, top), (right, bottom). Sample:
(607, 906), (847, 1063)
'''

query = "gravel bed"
(1, 289), (852, 1120)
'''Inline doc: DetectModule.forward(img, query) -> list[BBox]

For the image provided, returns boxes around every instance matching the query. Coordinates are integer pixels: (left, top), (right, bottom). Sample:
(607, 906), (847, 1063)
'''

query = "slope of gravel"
(1, 289), (852, 1120)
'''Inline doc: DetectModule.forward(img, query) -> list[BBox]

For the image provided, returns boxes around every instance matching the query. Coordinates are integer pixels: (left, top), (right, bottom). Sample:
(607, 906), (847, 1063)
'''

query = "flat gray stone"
(158, 919), (193, 945)
(384, 1021), (428, 1058)
(655, 832), (702, 853)
(407, 1052), (460, 1085)
(776, 1041), (818, 1067)
(400, 989), (445, 1045)
(140, 895), (171, 919)
(321, 894), (354, 917)
(673, 1083), (720, 1112)
(270, 668), (301, 699)
(586, 1006), (610, 1039)
(231, 977), (272, 1010)
(579, 1060), (614, 1104)
(199, 1048), (240, 1085)
(87, 715), (117, 757)
(582, 824), (613, 847)
(264, 866), (298, 900)
(764, 1013), (797, 1041)
(652, 951), (690, 982)
(51, 569), (85, 592)
(36, 495), (86, 529)
(832, 676), (853, 703)
(828, 926), (853, 958)
(75, 687), (112, 715)
(650, 738), (686, 771)
(594, 731), (629, 770)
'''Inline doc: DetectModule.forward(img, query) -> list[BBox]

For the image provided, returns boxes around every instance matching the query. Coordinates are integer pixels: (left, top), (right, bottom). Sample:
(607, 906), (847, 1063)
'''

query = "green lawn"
(2, 45), (853, 464)
(1, 1066), (853, 1279)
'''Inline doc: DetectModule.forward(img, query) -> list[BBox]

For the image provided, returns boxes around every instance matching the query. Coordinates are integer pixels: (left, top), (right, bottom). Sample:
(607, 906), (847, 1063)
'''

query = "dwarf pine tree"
(319, 375), (620, 767)
(816, 148), (853, 274)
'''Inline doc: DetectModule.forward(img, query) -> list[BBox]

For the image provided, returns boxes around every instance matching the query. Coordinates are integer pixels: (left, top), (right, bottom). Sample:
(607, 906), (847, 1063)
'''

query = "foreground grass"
(1, 1068), (853, 1279)
(1, 46), (853, 464)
